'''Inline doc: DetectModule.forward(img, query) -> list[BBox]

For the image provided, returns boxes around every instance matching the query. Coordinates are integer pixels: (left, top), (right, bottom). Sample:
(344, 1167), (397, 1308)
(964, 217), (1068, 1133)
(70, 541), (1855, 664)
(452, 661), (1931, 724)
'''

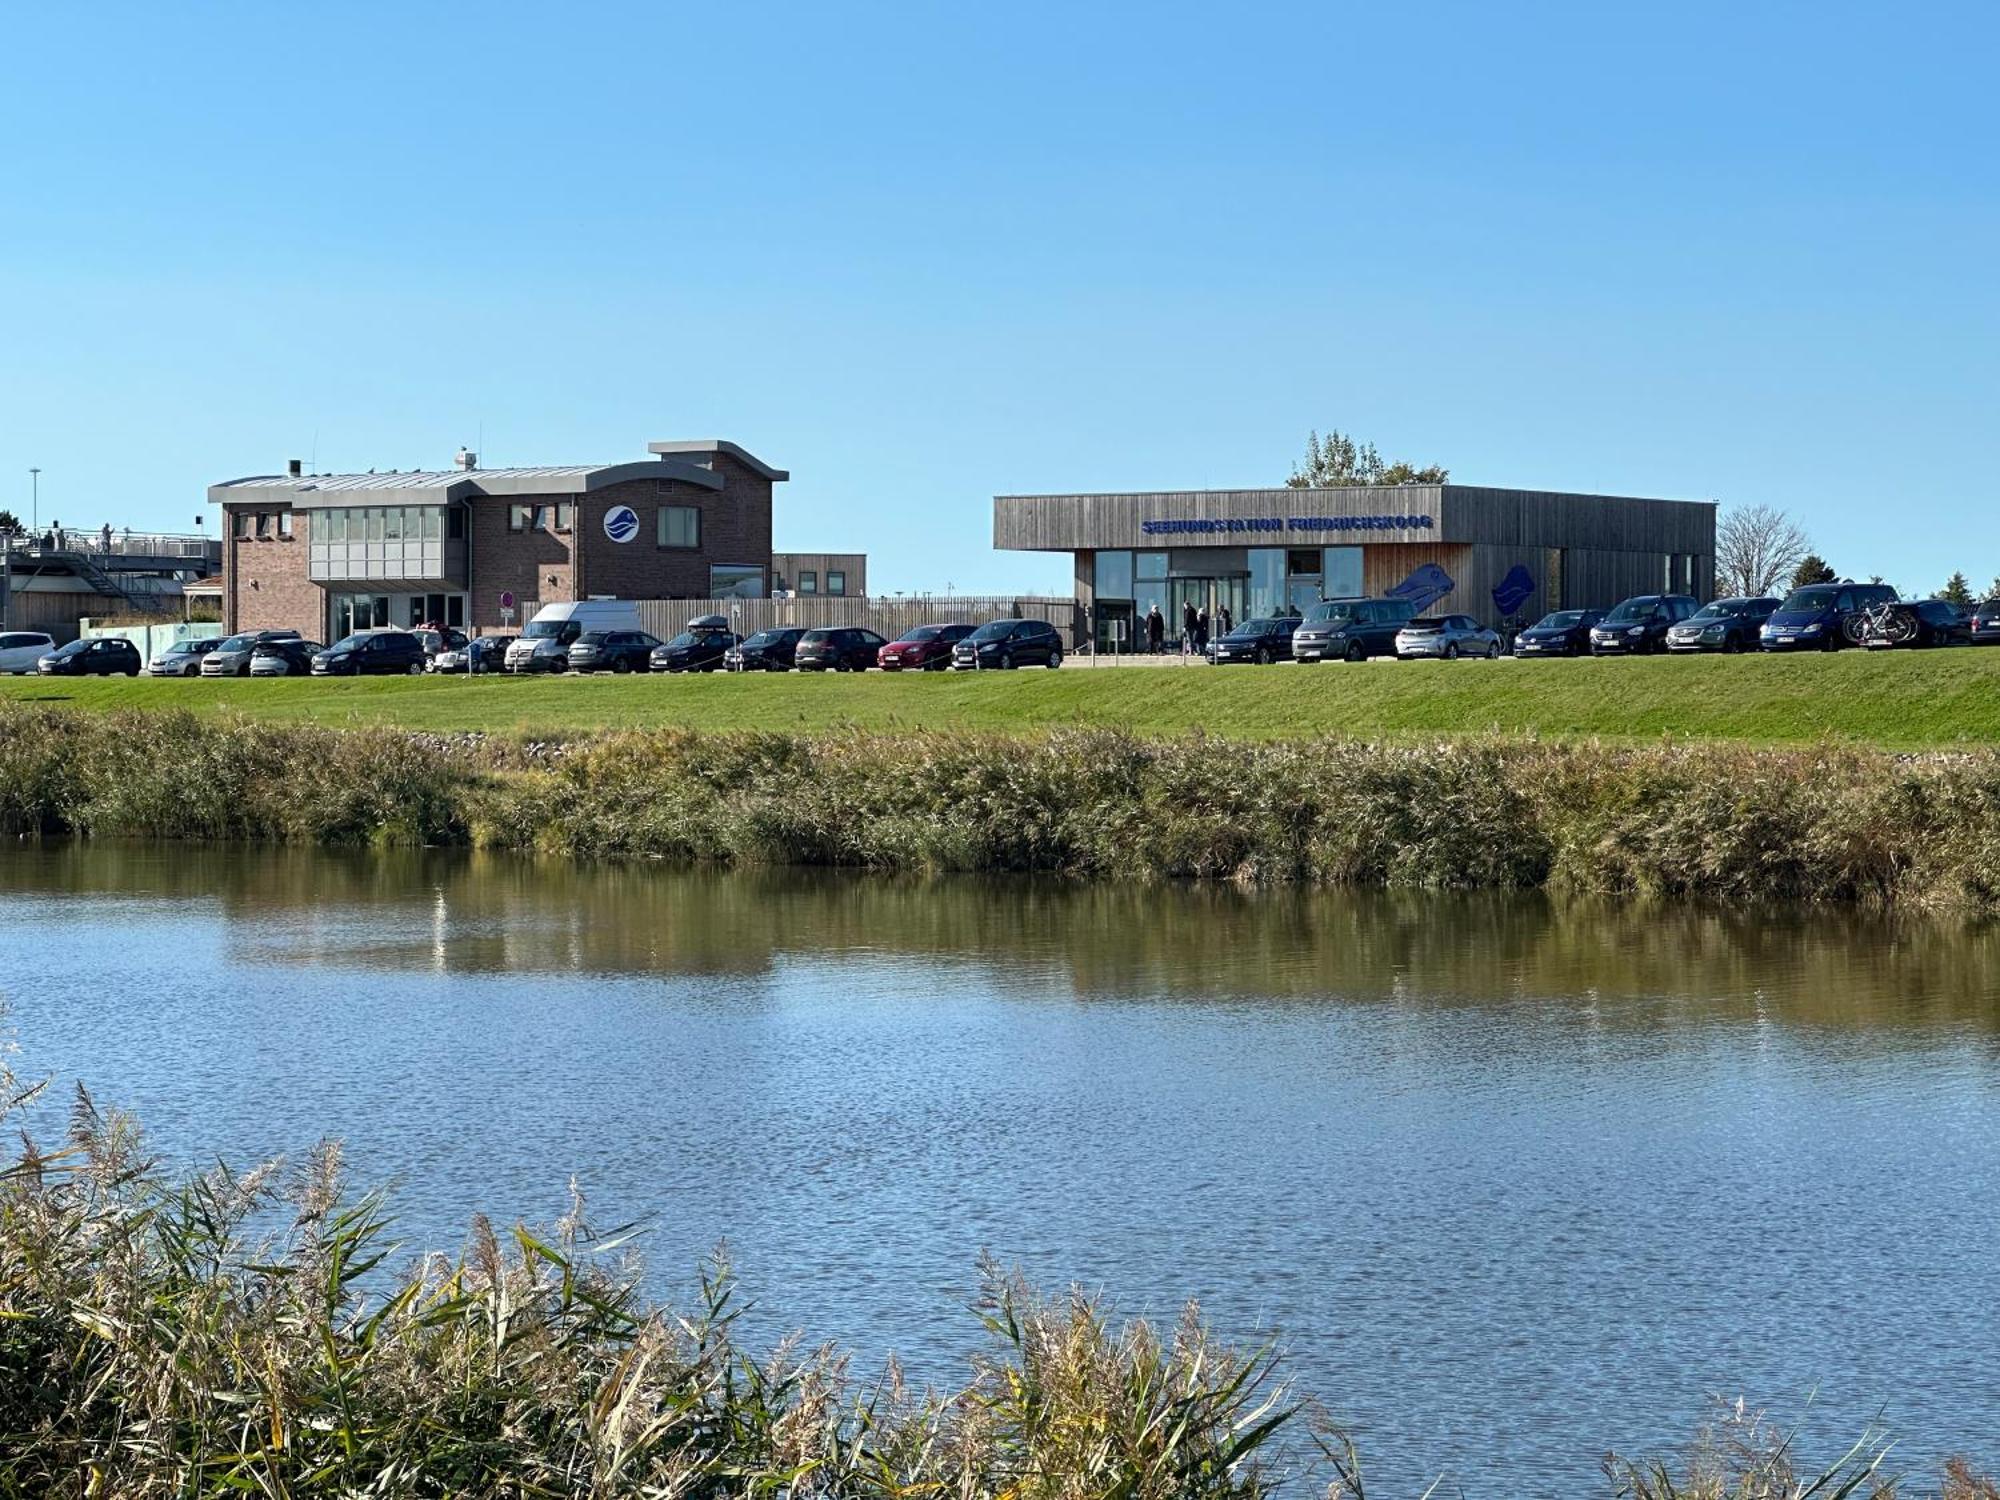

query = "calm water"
(2, 843), (1997, 1494)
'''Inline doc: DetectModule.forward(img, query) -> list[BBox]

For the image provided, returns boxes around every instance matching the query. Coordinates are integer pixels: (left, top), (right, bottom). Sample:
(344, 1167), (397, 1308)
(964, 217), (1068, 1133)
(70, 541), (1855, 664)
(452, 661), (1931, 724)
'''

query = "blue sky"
(3, 1), (1995, 595)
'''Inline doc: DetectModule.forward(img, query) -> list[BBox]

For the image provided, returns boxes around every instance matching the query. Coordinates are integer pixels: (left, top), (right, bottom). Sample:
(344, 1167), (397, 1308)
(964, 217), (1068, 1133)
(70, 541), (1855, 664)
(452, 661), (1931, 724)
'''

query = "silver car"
(1394, 614), (1504, 659)
(147, 638), (220, 677)
(200, 629), (301, 677)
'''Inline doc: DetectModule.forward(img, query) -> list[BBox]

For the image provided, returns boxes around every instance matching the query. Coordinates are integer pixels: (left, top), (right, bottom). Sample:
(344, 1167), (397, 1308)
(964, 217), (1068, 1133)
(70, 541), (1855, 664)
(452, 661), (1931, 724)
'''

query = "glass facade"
(1093, 549), (1133, 602)
(709, 564), (765, 598)
(330, 592), (467, 639)
(308, 506), (465, 586)
(1247, 548), (1287, 619)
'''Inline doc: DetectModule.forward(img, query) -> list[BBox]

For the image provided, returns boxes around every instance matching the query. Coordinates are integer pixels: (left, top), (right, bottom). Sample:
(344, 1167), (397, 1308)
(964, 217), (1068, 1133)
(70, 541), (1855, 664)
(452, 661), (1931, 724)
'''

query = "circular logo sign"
(603, 505), (640, 544)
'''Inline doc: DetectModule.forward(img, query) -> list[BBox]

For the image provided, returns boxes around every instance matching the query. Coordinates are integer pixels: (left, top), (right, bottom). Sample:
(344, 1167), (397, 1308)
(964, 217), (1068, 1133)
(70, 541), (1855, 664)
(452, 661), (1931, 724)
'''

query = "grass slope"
(4, 649), (1998, 746)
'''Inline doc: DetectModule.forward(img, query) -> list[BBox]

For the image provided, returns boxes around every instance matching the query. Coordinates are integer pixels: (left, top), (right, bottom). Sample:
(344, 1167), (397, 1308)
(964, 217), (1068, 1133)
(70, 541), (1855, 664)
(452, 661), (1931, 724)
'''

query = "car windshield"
(1535, 612), (1588, 628)
(218, 634), (259, 651)
(897, 627), (945, 643)
(666, 633), (695, 649)
(1779, 586), (1841, 612)
(800, 631), (830, 644)
(327, 634), (373, 652)
(970, 622), (1015, 641)
(742, 631), (781, 647)
(1602, 599), (1662, 625)
(575, 631), (610, 645)
(165, 641), (203, 655)
(1305, 601), (1361, 623)
(52, 639), (92, 657)
(522, 620), (568, 639)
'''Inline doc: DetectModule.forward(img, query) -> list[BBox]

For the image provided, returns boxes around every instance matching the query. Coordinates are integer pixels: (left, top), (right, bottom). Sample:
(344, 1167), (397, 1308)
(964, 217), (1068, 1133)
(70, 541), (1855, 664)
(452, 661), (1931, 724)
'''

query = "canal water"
(2, 843), (1996, 1495)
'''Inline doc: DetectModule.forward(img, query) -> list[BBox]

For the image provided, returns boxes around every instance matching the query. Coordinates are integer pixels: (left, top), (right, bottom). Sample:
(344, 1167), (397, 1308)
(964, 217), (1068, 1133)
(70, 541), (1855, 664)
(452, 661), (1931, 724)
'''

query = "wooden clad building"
(992, 482), (1715, 648)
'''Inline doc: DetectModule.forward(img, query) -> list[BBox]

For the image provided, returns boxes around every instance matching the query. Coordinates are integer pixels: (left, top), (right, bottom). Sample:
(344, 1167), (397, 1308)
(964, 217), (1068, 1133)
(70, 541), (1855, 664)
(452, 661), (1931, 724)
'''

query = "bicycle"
(1847, 600), (1916, 647)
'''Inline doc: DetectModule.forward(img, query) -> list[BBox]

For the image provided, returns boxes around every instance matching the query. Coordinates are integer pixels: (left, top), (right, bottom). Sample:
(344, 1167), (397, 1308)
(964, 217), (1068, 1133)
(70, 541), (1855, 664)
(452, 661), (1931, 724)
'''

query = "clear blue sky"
(4, 1), (1995, 595)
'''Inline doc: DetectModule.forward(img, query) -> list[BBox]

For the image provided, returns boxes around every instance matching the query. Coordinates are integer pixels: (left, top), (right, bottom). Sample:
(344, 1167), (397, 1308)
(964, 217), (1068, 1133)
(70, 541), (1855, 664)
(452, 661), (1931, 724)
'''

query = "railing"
(0, 529), (221, 562)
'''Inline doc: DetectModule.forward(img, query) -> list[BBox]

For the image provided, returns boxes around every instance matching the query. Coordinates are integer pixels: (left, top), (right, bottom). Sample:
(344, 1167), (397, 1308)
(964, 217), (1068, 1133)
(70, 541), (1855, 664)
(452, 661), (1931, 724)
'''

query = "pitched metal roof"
(207, 456), (727, 506)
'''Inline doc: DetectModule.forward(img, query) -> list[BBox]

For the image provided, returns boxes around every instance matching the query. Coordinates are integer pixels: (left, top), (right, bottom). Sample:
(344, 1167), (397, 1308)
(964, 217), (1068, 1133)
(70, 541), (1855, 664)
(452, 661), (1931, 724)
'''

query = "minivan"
(0, 631), (56, 675)
(311, 630), (429, 676)
(505, 600), (644, 673)
(1589, 595), (1700, 655)
(951, 618), (1065, 670)
(1290, 597), (1417, 662)
(1759, 582), (1897, 651)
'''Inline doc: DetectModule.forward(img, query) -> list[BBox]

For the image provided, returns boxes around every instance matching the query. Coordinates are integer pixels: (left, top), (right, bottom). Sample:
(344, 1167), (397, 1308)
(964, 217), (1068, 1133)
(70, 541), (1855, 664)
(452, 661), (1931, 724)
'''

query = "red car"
(877, 622), (975, 671)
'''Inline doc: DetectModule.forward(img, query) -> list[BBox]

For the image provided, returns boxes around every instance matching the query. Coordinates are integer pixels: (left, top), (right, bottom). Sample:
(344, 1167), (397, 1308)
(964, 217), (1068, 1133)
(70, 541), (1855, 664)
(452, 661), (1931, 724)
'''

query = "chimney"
(287, 458), (303, 478)
(454, 447), (477, 471)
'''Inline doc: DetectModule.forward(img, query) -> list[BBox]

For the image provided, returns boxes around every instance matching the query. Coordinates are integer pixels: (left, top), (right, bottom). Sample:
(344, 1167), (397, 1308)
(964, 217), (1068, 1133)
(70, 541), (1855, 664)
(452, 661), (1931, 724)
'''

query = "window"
(446, 508), (464, 540)
(1323, 546), (1363, 598)
(277, 511), (294, 539)
(1093, 549), (1134, 601)
(1247, 548), (1286, 619)
(365, 508), (384, 542)
(709, 564), (764, 598)
(322, 510), (347, 543)
(509, 504), (531, 532)
(554, 502), (572, 532)
(255, 512), (272, 539)
(1136, 551), (1168, 582)
(827, 570), (846, 596)
(383, 507), (403, 541)
(422, 507), (442, 541)
(658, 505), (700, 548)
(799, 570), (817, 595)
(232, 512), (249, 539)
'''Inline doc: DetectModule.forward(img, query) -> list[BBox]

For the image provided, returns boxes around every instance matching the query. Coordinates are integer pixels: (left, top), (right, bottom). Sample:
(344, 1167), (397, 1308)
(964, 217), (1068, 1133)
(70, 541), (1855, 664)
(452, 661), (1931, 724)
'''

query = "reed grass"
(7, 703), (2000, 909)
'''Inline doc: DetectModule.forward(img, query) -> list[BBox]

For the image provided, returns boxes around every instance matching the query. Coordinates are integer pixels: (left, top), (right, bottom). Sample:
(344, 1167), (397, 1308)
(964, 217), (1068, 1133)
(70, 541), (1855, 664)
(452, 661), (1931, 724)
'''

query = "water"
(2, 843), (1997, 1495)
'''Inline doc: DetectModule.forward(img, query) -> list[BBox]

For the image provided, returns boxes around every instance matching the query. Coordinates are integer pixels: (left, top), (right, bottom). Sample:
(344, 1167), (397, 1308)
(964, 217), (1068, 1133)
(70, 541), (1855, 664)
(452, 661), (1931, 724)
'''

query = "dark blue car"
(1758, 581), (1897, 651)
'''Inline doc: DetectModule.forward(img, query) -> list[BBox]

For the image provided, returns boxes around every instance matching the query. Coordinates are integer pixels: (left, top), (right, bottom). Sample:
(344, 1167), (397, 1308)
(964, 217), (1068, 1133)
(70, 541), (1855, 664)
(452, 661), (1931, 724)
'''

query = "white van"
(505, 600), (644, 673)
(0, 631), (55, 674)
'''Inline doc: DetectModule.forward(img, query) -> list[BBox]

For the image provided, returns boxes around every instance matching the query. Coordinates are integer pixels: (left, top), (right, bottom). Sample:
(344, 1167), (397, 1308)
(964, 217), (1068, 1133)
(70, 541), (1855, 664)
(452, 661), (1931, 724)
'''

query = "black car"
(1290, 597), (1418, 662)
(1859, 598), (1972, 649)
(724, 628), (806, 671)
(1970, 599), (2000, 645)
(311, 630), (429, 676)
(1207, 616), (1297, 665)
(1664, 597), (1780, 653)
(37, 636), (142, 677)
(1589, 594), (1700, 655)
(1759, 581), (1898, 651)
(795, 627), (889, 672)
(951, 618), (1065, 670)
(568, 630), (664, 673)
(649, 629), (737, 673)
(1512, 609), (1603, 657)
(247, 638), (321, 676)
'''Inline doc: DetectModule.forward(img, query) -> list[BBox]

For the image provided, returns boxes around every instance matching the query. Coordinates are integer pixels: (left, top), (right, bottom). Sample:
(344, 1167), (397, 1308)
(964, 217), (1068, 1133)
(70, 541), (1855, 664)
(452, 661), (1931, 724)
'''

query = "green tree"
(1286, 429), (1448, 488)
(0, 509), (20, 535)
(1937, 571), (1974, 607)
(1790, 554), (1835, 588)
(1987, 576), (2000, 603)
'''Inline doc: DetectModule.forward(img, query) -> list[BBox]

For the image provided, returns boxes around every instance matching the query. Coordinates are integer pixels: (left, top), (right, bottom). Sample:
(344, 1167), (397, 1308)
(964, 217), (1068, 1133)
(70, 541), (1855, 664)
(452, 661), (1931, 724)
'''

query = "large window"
(709, 564), (764, 598)
(799, 570), (818, 595)
(827, 570), (846, 597)
(1324, 546), (1363, 599)
(659, 505), (700, 548)
(1247, 547), (1287, 618)
(1094, 549), (1134, 601)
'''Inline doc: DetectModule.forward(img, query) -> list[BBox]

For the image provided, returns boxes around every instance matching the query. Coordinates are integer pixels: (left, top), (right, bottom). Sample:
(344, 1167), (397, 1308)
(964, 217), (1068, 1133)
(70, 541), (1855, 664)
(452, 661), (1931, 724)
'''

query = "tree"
(1286, 429), (1448, 489)
(1715, 503), (1810, 597)
(0, 509), (19, 535)
(1790, 554), (1835, 588)
(1937, 571), (1973, 607)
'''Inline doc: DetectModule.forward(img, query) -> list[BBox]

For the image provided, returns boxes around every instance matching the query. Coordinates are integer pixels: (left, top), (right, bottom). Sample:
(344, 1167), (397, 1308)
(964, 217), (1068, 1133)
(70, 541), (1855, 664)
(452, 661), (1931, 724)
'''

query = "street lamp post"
(29, 468), (39, 534)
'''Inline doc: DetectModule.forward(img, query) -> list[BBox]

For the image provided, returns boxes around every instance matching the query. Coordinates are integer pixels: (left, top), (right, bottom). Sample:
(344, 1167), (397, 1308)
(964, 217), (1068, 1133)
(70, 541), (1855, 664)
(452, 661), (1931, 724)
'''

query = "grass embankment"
(6, 646), (2000, 746)
(1, 1058), (1992, 1497)
(7, 703), (2000, 910)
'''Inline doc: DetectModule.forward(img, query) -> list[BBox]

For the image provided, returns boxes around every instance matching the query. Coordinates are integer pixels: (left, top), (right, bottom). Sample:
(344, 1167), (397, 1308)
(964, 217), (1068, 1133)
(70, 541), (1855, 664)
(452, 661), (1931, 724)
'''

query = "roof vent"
(454, 447), (477, 471)
(287, 458), (303, 478)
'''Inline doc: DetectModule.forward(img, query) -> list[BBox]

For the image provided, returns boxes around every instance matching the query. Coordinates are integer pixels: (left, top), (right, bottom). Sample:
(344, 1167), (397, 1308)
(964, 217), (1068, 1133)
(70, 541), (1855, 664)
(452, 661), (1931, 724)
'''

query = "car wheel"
(1344, 641), (1365, 663)
(1254, 646), (1271, 665)
(407, 661), (424, 675)
(1444, 643), (1459, 660)
(1047, 647), (1063, 668)
(612, 657), (631, 673)
(1001, 651), (1016, 670)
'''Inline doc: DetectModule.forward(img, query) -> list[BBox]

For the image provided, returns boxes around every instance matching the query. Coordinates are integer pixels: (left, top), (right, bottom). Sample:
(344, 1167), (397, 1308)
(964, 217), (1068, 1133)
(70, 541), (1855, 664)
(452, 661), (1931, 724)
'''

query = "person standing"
(1146, 603), (1164, 653)
(1181, 600), (1197, 655)
(1218, 603), (1233, 636)
(1195, 606), (1210, 653)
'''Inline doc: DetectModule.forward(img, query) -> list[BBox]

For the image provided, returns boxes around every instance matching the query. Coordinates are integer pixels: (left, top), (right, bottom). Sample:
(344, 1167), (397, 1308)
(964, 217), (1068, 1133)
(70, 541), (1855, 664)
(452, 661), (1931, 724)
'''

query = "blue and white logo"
(603, 505), (640, 543)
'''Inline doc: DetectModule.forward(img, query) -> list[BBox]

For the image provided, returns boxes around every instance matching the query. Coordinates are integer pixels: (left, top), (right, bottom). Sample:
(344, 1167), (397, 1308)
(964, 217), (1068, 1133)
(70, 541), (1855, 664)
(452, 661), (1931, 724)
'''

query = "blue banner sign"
(1387, 562), (1456, 614)
(1140, 514), (1435, 536)
(1492, 563), (1537, 615)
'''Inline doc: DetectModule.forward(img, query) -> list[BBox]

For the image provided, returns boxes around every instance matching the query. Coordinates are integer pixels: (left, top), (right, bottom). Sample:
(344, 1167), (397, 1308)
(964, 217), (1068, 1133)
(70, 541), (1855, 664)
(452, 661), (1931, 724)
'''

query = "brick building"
(209, 439), (786, 638)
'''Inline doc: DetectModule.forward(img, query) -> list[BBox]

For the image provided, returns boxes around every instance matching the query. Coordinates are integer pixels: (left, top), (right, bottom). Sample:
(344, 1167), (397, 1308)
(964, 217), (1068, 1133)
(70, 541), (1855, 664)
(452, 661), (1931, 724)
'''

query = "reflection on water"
(1, 843), (1996, 1496)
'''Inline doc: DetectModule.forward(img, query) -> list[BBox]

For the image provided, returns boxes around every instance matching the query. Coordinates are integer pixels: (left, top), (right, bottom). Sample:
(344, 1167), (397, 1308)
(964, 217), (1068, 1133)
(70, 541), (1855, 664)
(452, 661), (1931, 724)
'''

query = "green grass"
(7, 648), (2000, 745)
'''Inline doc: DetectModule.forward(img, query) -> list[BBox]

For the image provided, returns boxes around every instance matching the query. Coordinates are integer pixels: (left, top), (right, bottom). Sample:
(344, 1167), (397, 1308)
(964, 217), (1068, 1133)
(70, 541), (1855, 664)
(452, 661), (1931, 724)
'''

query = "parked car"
(1759, 581), (1897, 651)
(724, 627), (806, 672)
(649, 629), (738, 673)
(146, 637), (220, 677)
(467, 635), (515, 674)
(1665, 597), (1780, 654)
(795, 627), (890, 672)
(1969, 599), (2000, 645)
(311, 630), (429, 676)
(202, 629), (302, 677)
(1857, 598), (1972, 649)
(1207, 616), (1298, 665)
(569, 629), (664, 673)
(951, 618), (1065, 670)
(1589, 595), (1700, 655)
(0, 631), (57, 674)
(248, 639), (323, 676)
(411, 627), (470, 664)
(1394, 614), (1504, 659)
(38, 636), (142, 677)
(878, 623), (975, 671)
(1512, 609), (1603, 658)
(1291, 597), (1417, 662)
(505, 601), (644, 673)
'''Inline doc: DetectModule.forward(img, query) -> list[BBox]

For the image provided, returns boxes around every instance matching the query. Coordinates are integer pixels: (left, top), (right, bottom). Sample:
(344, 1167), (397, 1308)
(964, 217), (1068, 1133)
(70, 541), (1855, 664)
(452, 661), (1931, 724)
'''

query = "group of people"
(1127, 600), (1235, 654)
